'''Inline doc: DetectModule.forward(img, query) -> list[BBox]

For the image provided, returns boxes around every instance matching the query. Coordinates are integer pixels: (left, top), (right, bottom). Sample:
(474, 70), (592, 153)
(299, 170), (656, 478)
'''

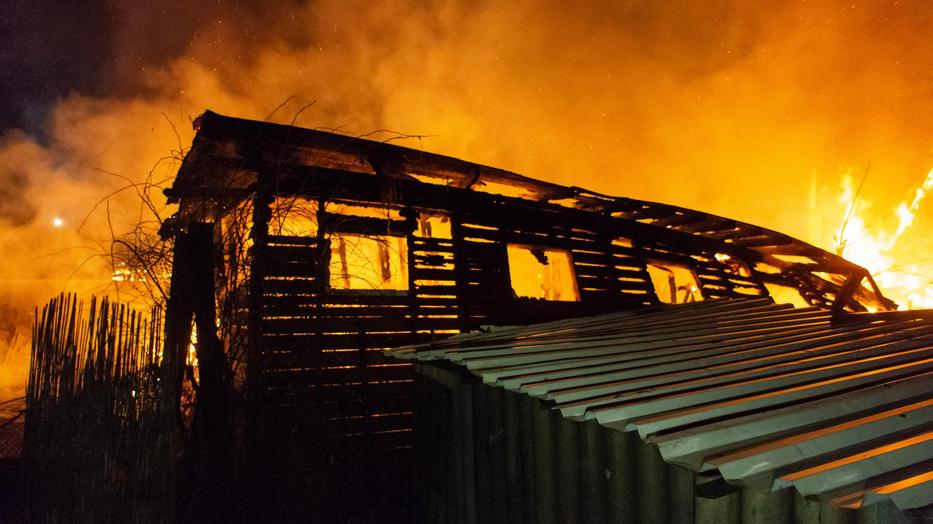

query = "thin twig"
(265, 95), (296, 121)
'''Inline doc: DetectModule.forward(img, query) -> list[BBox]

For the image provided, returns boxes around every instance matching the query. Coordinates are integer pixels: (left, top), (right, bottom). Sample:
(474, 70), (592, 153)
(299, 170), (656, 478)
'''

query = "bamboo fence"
(24, 294), (174, 523)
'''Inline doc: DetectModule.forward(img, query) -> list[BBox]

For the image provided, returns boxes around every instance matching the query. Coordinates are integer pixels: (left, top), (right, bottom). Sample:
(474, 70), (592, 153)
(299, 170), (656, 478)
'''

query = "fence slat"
(23, 293), (172, 523)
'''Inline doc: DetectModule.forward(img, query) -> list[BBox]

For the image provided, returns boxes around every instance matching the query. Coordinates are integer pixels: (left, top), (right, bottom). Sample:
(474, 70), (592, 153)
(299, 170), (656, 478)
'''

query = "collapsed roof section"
(165, 110), (895, 312)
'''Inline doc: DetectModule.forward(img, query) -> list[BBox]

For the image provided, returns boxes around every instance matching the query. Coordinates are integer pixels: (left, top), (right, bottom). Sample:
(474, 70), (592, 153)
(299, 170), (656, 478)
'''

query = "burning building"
(156, 110), (929, 522)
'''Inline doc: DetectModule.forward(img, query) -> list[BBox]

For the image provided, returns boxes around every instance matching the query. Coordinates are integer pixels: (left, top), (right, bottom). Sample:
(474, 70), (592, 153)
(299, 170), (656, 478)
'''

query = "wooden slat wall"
(254, 234), (421, 451)
(250, 191), (775, 453)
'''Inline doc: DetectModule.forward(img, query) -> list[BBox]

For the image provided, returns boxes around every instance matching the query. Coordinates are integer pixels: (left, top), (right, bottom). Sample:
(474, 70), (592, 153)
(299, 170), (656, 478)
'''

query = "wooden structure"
(162, 111), (894, 519)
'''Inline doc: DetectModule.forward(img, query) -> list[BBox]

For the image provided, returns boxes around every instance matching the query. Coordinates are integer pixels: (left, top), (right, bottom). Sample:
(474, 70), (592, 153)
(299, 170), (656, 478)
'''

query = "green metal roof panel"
(387, 298), (933, 515)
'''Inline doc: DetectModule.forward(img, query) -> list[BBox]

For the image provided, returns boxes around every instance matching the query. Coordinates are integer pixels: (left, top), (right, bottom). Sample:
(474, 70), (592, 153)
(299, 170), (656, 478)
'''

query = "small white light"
(52, 217), (64, 227)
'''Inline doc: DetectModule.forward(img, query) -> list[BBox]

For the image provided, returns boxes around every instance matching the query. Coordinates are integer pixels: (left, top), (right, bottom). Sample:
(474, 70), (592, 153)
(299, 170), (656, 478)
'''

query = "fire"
(835, 166), (933, 309)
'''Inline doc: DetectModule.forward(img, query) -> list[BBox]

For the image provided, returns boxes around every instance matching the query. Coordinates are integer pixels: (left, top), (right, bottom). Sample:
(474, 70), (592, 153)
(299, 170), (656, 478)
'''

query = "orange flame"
(835, 167), (933, 309)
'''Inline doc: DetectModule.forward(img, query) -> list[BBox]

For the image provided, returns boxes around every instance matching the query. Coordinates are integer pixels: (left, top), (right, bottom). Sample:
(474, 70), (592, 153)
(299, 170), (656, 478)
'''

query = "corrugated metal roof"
(388, 298), (933, 516)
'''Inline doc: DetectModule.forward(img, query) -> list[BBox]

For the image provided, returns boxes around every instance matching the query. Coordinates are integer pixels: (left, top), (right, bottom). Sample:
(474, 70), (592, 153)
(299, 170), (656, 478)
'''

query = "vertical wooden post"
(166, 222), (235, 521)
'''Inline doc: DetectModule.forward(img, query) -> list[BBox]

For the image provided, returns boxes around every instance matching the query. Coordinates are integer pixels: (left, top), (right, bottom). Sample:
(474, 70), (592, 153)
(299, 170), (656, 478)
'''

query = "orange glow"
(269, 197), (318, 237)
(835, 166), (933, 309)
(507, 245), (579, 301)
(710, 397), (933, 465)
(329, 234), (409, 291)
(646, 261), (703, 304)
(779, 430), (933, 482)
(188, 325), (199, 369)
(763, 282), (809, 309)
(415, 213), (452, 239)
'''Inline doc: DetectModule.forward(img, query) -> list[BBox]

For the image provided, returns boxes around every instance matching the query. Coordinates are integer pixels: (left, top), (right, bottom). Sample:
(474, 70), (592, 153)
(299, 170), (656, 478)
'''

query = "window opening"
(507, 245), (580, 301)
(647, 261), (703, 304)
(764, 282), (811, 308)
(329, 234), (409, 291)
(415, 212), (452, 239)
(268, 197), (318, 237)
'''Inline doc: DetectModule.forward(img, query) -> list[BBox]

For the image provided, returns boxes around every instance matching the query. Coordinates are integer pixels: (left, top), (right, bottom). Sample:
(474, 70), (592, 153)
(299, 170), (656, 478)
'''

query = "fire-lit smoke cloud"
(1, 0), (932, 394)
(99, 0), (933, 236)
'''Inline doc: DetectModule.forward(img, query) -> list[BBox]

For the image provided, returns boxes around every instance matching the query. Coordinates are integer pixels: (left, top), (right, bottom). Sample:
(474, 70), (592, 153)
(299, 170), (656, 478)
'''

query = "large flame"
(835, 167), (933, 309)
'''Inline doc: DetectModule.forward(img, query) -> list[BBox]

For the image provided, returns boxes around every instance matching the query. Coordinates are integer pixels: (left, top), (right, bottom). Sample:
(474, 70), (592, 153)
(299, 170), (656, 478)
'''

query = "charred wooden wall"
(238, 168), (782, 520)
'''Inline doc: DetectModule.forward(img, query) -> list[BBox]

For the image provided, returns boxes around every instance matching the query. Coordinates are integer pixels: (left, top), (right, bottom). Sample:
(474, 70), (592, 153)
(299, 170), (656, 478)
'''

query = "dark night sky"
(1, 1), (125, 133)
(0, 0), (277, 134)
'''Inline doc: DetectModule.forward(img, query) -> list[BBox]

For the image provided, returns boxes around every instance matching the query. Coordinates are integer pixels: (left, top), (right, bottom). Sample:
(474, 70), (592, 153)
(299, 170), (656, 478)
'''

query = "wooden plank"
(258, 378), (414, 402)
(321, 412), (414, 436)
(651, 213), (705, 228)
(695, 271), (764, 289)
(257, 362), (415, 385)
(262, 305), (415, 321)
(279, 388), (414, 412)
(260, 316), (460, 336)
(261, 278), (322, 295)
(412, 253), (455, 266)
(459, 208), (567, 232)
(294, 396), (414, 420)
(320, 212), (410, 236)
(570, 250), (618, 265)
(264, 234), (320, 247)
(262, 304), (414, 319)
(255, 244), (323, 260)
(614, 267), (653, 280)
(261, 316), (426, 334)
(262, 258), (322, 278)
(411, 267), (458, 281)
(730, 235), (785, 248)
(259, 332), (434, 351)
(608, 244), (645, 258)
(411, 237), (456, 251)
(458, 227), (608, 252)
(261, 294), (429, 311)
(574, 265), (645, 281)
(321, 294), (413, 306)
(369, 429), (415, 450)
(414, 284), (460, 296)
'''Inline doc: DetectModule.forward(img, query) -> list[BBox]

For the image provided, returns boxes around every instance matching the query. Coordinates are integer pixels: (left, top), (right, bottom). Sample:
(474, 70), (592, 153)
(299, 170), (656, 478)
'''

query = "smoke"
(0, 162), (36, 226)
(1, 0), (932, 395)
(123, 0), (931, 238)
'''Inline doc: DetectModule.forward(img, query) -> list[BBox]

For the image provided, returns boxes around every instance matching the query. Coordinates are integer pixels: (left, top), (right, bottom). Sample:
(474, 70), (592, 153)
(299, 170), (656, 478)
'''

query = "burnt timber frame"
(162, 111), (896, 518)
